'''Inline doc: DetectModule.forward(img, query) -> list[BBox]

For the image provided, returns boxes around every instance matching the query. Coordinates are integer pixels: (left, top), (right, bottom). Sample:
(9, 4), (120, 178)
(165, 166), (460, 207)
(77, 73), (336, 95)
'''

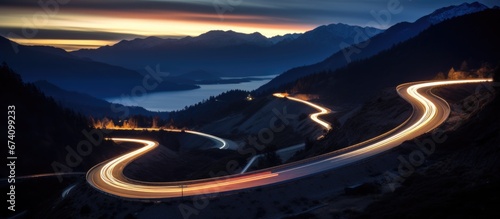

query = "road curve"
(87, 79), (492, 199)
(273, 93), (332, 130)
(104, 128), (228, 149)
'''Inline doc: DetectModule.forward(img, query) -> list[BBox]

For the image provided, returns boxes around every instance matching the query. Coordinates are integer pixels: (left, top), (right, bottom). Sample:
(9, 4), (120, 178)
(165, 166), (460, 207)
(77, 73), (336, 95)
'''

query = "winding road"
(87, 79), (492, 199)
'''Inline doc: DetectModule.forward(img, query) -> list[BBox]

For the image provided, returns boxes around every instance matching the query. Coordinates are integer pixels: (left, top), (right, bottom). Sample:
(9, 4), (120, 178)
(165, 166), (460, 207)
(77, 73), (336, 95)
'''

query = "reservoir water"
(106, 75), (275, 112)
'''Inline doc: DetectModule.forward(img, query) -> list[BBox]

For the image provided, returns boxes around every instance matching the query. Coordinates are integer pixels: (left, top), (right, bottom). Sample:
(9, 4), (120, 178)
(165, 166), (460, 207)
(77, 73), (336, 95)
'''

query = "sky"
(0, 0), (497, 51)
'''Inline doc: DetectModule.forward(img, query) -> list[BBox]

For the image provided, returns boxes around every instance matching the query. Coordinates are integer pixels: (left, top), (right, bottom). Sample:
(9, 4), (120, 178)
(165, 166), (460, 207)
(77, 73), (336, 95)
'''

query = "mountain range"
(71, 24), (382, 77)
(256, 2), (489, 93)
(281, 8), (500, 106)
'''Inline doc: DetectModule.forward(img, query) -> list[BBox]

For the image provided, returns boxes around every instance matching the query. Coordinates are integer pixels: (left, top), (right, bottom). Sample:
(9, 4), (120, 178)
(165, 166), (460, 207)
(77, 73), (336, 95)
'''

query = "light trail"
(240, 94), (333, 173)
(273, 93), (332, 130)
(87, 79), (492, 199)
(106, 127), (227, 149)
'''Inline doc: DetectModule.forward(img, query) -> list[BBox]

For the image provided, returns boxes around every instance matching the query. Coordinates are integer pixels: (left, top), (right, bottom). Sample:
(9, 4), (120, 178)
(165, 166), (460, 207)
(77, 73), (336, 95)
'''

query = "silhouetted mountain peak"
(299, 23), (382, 42)
(0, 35), (12, 45)
(27, 45), (74, 58)
(269, 33), (301, 44)
(0, 36), (16, 57)
(112, 36), (168, 49)
(422, 2), (488, 24)
(190, 30), (271, 47)
(0, 36), (74, 59)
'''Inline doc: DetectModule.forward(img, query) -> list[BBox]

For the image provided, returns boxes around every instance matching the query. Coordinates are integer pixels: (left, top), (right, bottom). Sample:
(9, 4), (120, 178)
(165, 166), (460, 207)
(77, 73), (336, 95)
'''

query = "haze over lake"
(106, 75), (276, 112)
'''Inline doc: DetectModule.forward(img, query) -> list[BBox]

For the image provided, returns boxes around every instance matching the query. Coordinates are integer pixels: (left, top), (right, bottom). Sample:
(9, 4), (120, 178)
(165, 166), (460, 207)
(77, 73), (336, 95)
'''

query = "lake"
(106, 75), (276, 112)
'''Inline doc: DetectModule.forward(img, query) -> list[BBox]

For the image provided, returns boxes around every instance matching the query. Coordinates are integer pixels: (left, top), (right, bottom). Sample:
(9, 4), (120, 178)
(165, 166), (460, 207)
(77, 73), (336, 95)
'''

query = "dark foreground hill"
(353, 75), (500, 219)
(0, 63), (129, 177)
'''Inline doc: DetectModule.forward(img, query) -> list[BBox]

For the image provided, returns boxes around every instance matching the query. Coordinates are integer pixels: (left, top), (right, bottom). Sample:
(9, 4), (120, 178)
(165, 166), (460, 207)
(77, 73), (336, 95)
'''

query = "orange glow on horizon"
(0, 7), (314, 51)
(9, 38), (118, 51)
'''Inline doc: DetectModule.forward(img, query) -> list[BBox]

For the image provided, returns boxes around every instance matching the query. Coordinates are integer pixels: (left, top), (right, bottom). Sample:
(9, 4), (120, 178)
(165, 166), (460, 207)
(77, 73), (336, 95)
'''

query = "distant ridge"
(71, 24), (382, 77)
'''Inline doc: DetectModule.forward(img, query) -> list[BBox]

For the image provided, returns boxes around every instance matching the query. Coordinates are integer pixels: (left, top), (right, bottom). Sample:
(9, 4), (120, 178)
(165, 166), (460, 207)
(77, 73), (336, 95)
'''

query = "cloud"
(0, 27), (150, 41)
(2, 0), (497, 26)
(1, 0), (497, 50)
(0, 0), (413, 26)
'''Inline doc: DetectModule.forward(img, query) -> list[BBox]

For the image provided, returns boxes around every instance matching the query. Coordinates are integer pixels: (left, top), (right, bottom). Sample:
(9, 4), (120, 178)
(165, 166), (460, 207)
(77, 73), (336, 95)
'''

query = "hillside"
(0, 37), (198, 98)
(352, 76), (500, 218)
(168, 90), (252, 127)
(34, 80), (169, 119)
(0, 63), (131, 177)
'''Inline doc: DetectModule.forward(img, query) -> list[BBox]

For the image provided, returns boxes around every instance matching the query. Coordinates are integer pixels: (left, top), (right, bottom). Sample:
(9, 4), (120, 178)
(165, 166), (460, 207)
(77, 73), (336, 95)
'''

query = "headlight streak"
(104, 127), (227, 149)
(273, 93), (332, 130)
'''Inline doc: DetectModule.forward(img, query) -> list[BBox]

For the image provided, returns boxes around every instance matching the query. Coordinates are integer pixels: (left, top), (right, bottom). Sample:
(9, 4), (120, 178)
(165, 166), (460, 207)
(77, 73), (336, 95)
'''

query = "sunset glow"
(0, 6), (313, 50)
(1, 0), (496, 50)
(10, 38), (117, 51)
